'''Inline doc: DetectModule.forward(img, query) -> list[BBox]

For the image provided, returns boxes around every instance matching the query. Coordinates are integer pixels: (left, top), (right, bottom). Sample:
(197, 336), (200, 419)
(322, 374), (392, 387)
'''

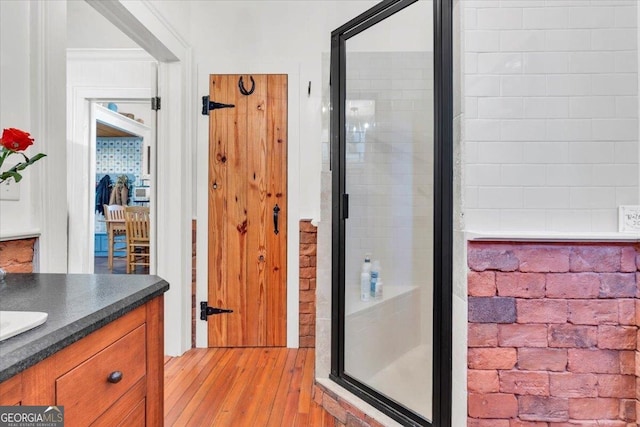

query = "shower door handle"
(273, 204), (280, 235)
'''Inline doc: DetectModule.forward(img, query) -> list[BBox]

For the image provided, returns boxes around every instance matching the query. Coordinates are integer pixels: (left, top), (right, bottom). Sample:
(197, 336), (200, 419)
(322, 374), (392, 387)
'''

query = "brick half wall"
(0, 238), (36, 272)
(467, 241), (638, 426)
(300, 219), (317, 348)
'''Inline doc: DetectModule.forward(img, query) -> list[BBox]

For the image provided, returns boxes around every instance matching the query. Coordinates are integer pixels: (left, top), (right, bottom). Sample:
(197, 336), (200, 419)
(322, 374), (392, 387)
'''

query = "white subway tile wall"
(336, 57), (435, 410)
(463, 0), (639, 232)
(343, 52), (434, 290)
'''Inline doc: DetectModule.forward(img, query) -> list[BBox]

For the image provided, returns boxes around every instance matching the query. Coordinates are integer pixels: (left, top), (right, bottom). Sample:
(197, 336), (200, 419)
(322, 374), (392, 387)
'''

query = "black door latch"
(200, 301), (233, 320)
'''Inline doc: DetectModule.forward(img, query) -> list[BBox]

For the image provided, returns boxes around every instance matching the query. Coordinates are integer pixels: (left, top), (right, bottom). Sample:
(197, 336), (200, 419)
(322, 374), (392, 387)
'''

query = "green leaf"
(29, 153), (46, 163)
(0, 171), (22, 183)
(0, 152), (45, 182)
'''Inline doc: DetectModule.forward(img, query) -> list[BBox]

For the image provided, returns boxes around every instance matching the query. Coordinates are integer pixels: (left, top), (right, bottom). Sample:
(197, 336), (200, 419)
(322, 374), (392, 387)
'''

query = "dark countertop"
(0, 273), (169, 382)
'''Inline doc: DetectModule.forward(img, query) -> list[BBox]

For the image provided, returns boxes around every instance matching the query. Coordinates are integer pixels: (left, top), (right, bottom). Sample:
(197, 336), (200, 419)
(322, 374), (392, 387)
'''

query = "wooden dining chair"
(124, 206), (151, 273)
(103, 204), (127, 270)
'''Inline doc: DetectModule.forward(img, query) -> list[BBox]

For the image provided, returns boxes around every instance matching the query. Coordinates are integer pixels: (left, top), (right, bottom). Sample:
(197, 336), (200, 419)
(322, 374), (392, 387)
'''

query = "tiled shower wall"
(316, 50), (435, 424)
(463, 0), (639, 232)
(342, 51), (434, 293)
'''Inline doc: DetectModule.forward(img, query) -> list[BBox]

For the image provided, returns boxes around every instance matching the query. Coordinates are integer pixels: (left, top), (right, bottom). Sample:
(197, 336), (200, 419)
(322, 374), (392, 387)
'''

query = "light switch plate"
(0, 180), (20, 201)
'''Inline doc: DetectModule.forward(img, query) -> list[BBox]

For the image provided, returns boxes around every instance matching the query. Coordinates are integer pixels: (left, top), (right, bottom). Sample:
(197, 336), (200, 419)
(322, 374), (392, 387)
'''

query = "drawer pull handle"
(107, 371), (123, 384)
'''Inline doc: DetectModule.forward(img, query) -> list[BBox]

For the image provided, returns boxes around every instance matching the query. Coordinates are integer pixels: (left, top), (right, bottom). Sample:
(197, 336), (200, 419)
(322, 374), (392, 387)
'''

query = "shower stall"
(329, 0), (452, 425)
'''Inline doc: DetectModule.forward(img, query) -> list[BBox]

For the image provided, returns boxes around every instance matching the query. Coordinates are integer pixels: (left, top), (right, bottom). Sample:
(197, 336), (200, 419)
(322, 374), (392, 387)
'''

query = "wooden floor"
(94, 256), (149, 275)
(164, 347), (335, 427)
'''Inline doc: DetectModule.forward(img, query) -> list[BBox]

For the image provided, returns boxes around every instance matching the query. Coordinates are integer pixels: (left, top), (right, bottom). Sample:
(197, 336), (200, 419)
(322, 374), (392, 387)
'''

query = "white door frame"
(71, 1), (194, 356)
(68, 85), (153, 274)
(31, 1), (68, 273)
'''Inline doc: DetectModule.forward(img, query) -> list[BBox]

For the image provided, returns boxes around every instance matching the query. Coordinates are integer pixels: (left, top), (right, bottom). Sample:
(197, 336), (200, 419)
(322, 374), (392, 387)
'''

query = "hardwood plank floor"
(94, 256), (149, 275)
(164, 348), (334, 427)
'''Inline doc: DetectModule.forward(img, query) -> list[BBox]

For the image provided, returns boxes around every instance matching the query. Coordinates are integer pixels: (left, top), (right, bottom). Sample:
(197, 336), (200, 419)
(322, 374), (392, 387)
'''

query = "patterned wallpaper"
(95, 137), (143, 233)
(96, 137), (143, 184)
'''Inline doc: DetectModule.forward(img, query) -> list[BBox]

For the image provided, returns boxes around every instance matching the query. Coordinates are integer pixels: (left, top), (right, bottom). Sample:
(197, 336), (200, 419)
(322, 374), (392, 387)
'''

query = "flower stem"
(0, 148), (10, 170)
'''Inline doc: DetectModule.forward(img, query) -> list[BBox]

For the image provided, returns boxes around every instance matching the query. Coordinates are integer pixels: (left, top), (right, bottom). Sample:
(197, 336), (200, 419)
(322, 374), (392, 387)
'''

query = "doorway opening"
(66, 1), (160, 276)
(92, 101), (155, 275)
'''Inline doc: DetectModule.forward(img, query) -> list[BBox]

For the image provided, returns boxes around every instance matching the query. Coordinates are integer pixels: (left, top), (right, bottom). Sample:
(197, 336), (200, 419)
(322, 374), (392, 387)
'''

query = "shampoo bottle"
(370, 260), (380, 298)
(374, 277), (383, 300)
(360, 255), (371, 302)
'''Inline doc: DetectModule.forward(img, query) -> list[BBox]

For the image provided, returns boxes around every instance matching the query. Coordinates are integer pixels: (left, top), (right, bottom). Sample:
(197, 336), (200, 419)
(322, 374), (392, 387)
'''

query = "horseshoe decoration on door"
(238, 76), (255, 96)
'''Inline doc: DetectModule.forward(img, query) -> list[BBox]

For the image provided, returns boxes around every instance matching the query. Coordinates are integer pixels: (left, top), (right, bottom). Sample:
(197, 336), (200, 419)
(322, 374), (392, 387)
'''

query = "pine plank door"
(207, 74), (287, 347)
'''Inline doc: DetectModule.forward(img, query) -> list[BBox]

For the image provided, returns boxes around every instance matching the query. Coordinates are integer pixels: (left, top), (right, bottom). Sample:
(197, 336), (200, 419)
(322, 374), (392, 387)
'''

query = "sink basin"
(0, 311), (48, 342)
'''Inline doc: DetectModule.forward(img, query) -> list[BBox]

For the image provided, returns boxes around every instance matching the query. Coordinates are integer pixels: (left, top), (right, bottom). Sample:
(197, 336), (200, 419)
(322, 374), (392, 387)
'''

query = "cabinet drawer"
(57, 325), (146, 426)
(91, 379), (145, 427)
(119, 398), (145, 427)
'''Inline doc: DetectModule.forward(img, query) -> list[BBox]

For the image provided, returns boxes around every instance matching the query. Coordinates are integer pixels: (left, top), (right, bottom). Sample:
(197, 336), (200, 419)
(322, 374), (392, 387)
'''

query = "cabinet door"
(0, 374), (22, 406)
(99, 234), (108, 252)
(94, 233), (108, 256)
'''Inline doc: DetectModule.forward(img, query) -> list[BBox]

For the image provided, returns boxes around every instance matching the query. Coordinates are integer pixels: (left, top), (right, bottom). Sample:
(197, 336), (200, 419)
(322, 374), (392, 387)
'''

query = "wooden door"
(207, 74), (287, 347)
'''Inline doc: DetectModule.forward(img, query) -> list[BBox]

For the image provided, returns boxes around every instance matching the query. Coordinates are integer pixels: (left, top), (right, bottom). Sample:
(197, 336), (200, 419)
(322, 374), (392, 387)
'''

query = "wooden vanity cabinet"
(2, 296), (163, 426)
(0, 374), (22, 406)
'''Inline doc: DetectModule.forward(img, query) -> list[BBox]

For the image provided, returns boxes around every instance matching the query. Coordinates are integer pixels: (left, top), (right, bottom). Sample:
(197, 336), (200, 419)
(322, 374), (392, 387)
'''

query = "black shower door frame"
(329, 0), (453, 425)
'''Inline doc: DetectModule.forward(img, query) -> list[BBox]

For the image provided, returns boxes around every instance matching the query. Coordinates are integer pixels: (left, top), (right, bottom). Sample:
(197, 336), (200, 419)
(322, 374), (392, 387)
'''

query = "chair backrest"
(125, 206), (150, 240)
(103, 204), (126, 221)
(125, 206), (149, 215)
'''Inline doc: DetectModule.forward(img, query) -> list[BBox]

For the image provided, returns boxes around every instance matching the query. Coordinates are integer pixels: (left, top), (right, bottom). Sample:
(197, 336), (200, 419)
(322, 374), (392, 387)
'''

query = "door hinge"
(201, 95), (235, 115)
(151, 96), (161, 111)
(200, 301), (233, 320)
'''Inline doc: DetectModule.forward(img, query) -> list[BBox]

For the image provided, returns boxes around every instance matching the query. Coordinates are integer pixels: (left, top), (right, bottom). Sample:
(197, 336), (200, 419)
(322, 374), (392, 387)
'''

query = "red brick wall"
(300, 220), (317, 348)
(0, 238), (36, 272)
(468, 241), (638, 426)
(314, 382), (386, 427)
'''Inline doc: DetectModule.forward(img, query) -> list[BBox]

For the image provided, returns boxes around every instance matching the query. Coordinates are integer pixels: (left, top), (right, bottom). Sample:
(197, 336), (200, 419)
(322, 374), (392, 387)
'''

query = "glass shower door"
(331, 0), (439, 425)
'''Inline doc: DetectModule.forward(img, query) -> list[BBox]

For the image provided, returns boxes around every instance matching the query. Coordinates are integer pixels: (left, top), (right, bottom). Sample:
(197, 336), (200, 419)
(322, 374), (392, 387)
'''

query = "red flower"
(0, 128), (34, 152)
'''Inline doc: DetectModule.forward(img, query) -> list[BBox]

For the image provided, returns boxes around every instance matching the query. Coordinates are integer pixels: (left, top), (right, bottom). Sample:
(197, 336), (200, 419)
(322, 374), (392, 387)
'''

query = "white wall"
(73, 0), (429, 223)
(67, 0), (138, 49)
(191, 1), (386, 348)
(0, 1), (68, 273)
(135, 0), (191, 45)
(0, 1), (36, 238)
(462, 0), (639, 233)
(348, 0), (433, 52)
(190, 1), (377, 223)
